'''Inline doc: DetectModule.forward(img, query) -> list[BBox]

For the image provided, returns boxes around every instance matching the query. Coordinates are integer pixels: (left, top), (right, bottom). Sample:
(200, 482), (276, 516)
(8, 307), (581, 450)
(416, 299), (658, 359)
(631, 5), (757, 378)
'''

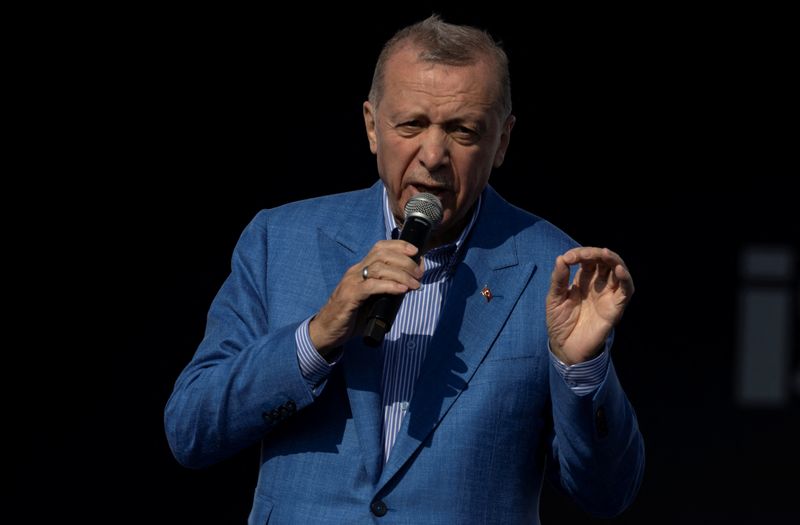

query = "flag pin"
(481, 285), (493, 302)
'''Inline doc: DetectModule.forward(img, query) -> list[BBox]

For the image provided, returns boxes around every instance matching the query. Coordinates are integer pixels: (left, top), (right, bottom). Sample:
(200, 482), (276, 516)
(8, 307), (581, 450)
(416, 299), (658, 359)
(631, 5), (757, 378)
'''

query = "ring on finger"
(361, 266), (370, 280)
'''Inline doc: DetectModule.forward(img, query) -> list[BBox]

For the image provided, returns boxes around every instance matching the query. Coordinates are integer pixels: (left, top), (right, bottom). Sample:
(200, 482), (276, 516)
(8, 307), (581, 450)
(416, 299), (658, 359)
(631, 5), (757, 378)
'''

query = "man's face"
(363, 45), (515, 245)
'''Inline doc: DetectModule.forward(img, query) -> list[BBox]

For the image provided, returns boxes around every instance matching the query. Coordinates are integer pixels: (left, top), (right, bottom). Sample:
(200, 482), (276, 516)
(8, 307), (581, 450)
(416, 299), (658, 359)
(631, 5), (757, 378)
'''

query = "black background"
(13, 5), (798, 524)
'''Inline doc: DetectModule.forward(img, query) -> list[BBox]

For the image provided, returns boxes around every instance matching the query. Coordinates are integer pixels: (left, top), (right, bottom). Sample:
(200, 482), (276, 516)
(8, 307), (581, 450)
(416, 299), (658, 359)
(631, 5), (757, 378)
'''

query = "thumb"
(549, 255), (570, 298)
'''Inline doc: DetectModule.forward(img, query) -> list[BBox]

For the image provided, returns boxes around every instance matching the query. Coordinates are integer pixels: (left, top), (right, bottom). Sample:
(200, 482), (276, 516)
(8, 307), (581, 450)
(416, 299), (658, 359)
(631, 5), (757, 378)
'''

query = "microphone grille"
(404, 193), (443, 226)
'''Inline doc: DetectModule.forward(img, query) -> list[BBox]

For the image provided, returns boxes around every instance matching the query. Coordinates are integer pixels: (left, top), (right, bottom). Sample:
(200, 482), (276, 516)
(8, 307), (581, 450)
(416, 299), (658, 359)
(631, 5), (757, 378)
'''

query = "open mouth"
(410, 184), (448, 199)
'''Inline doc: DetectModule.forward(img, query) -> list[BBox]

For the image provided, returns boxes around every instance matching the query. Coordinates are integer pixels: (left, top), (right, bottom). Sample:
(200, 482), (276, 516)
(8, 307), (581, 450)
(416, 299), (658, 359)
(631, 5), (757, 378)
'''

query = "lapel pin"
(480, 285), (493, 302)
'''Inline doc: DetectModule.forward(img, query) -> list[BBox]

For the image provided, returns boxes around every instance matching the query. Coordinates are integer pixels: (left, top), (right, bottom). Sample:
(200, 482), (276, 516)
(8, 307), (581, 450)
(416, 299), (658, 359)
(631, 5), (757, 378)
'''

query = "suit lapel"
(377, 188), (538, 490)
(317, 182), (386, 484)
(341, 339), (384, 484)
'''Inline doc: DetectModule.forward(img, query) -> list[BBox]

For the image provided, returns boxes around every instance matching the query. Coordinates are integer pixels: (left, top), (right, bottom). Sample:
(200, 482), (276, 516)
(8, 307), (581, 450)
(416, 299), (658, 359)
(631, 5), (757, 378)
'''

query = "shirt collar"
(381, 186), (481, 260)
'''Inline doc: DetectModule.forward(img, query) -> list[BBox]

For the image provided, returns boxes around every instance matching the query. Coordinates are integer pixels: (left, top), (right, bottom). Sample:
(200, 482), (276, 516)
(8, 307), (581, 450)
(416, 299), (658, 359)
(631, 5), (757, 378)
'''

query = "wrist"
(548, 340), (604, 366)
(308, 316), (341, 362)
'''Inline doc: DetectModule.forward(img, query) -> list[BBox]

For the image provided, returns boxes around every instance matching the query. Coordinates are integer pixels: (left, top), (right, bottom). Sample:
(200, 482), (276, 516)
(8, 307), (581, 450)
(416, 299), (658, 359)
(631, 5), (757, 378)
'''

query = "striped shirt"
(295, 188), (608, 462)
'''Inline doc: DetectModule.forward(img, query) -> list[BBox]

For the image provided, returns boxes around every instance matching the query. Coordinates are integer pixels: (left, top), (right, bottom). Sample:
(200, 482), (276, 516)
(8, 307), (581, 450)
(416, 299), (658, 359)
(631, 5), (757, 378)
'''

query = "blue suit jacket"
(165, 182), (644, 524)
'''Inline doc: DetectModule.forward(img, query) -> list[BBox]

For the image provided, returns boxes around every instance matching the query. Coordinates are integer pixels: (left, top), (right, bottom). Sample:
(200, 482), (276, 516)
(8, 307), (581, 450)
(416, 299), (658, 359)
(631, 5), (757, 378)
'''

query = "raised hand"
(546, 247), (634, 365)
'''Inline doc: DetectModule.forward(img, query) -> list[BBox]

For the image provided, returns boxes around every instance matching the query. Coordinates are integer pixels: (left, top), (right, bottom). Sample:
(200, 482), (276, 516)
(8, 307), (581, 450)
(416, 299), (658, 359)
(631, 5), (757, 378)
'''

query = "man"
(165, 15), (644, 524)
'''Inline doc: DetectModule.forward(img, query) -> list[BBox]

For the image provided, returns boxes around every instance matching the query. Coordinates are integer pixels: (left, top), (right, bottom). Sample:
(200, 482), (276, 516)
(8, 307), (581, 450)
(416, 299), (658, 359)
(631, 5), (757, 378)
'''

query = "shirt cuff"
(295, 316), (339, 395)
(548, 343), (609, 397)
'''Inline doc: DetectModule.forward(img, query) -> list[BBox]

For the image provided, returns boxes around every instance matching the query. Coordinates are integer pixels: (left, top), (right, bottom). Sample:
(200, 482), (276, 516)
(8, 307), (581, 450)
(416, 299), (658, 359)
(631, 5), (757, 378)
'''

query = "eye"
(395, 120), (426, 137)
(448, 124), (481, 144)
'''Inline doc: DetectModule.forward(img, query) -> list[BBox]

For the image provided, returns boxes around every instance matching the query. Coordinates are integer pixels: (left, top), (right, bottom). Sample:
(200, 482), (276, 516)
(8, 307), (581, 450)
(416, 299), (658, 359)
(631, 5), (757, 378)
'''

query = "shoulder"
(248, 184), (378, 234)
(481, 186), (580, 257)
(226, 184), (379, 257)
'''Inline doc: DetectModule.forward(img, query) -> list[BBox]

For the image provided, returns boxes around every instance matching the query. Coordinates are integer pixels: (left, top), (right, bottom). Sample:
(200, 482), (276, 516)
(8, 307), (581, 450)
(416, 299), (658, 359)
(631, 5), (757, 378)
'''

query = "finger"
(400, 241), (420, 257)
(561, 248), (582, 265)
(563, 247), (626, 269)
(363, 249), (424, 280)
(577, 260), (596, 293)
(562, 247), (630, 294)
(363, 260), (422, 289)
(594, 261), (612, 293)
(358, 243), (424, 289)
(597, 248), (630, 279)
(549, 255), (571, 296)
(367, 241), (423, 271)
(362, 254), (423, 277)
(362, 277), (412, 296)
(614, 263), (635, 297)
(344, 265), (410, 298)
(371, 239), (419, 258)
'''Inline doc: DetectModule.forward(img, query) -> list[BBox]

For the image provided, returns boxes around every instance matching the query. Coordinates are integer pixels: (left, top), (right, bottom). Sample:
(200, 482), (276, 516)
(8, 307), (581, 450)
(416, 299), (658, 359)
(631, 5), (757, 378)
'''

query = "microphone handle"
(362, 216), (431, 347)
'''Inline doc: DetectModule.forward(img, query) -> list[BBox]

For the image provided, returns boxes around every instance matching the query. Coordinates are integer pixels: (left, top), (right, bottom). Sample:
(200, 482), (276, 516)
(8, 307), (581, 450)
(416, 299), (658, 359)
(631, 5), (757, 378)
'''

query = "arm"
(164, 213), (423, 469)
(545, 247), (645, 516)
(164, 215), (315, 468)
(547, 352), (645, 517)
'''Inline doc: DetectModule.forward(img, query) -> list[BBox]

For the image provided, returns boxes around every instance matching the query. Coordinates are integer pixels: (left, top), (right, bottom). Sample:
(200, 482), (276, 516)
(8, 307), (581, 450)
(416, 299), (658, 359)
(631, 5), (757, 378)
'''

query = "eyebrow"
(443, 116), (487, 133)
(394, 112), (488, 130)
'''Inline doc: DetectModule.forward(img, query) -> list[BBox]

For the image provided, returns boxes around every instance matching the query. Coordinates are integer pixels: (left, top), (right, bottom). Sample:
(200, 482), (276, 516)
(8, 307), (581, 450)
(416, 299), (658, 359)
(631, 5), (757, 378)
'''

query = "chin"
(438, 210), (456, 230)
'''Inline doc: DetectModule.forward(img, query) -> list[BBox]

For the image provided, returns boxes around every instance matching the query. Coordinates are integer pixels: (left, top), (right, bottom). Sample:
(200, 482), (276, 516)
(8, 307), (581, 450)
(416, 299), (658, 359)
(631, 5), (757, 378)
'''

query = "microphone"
(362, 192), (443, 347)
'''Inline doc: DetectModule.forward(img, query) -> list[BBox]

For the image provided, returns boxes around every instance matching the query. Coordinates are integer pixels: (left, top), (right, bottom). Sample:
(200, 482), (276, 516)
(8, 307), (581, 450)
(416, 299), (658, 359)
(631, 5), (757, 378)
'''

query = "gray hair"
(368, 15), (512, 118)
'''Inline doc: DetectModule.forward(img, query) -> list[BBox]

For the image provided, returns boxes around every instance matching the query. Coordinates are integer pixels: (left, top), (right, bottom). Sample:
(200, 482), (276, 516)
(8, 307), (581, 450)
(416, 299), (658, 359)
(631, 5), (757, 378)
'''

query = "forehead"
(381, 45), (500, 115)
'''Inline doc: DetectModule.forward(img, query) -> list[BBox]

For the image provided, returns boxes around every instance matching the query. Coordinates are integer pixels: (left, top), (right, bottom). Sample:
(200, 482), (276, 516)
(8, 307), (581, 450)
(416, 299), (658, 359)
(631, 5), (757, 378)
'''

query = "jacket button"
(370, 500), (388, 517)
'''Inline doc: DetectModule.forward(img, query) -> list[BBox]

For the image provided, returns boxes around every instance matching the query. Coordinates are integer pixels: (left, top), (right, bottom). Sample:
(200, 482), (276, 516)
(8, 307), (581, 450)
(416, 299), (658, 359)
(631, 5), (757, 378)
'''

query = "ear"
(492, 114), (516, 168)
(363, 101), (378, 154)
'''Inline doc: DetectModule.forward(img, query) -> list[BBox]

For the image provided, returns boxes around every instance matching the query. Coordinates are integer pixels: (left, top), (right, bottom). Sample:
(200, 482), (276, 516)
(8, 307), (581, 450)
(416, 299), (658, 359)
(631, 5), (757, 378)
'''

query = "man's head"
(364, 15), (515, 247)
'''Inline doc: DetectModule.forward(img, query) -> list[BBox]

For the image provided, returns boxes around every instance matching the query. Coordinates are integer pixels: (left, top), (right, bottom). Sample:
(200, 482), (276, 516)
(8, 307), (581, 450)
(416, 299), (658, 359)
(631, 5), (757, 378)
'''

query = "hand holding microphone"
(307, 193), (442, 354)
(363, 193), (443, 346)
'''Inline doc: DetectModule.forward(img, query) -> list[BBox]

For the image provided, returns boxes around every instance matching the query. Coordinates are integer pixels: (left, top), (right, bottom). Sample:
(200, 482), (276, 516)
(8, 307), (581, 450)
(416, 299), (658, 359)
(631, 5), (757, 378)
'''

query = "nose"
(417, 127), (450, 172)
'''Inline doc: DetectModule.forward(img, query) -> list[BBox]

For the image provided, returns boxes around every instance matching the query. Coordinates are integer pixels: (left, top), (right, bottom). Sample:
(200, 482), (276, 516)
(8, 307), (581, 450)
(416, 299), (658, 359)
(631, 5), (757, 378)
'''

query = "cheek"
(378, 139), (417, 177)
(454, 153), (492, 193)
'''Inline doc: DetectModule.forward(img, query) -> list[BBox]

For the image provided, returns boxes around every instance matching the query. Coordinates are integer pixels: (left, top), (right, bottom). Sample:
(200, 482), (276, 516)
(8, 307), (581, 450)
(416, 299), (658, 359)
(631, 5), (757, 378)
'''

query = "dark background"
(14, 6), (797, 524)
